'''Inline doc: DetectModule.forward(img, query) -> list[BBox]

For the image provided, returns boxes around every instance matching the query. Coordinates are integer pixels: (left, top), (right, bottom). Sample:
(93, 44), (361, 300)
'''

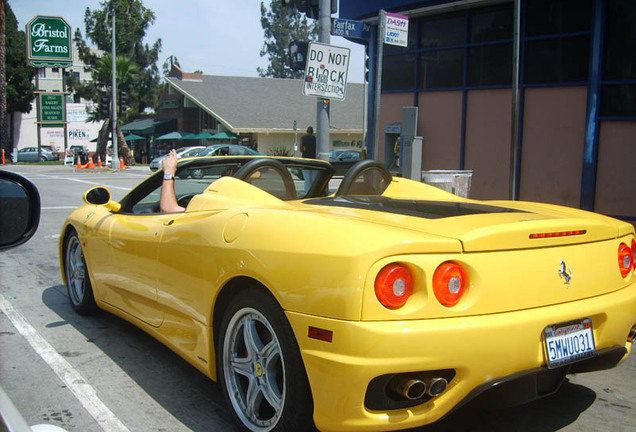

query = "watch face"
(163, 173), (174, 180)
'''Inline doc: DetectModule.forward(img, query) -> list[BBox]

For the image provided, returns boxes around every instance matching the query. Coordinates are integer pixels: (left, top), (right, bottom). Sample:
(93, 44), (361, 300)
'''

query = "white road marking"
(0, 294), (131, 432)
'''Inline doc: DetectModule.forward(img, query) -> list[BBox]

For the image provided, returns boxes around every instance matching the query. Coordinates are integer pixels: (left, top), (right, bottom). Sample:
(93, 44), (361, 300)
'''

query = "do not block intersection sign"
(303, 42), (350, 100)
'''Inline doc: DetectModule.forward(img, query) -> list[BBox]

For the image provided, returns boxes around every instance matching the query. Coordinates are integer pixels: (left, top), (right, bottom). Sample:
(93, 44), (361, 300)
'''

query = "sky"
(10, 0), (366, 83)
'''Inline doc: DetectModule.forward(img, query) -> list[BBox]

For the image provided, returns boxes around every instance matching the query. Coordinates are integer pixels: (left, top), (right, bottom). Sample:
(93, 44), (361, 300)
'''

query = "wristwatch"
(163, 173), (175, 181)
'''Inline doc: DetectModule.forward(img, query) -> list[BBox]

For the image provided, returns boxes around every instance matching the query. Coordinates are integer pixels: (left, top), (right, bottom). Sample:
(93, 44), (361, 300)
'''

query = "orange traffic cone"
(76, 158), (84, 169)
(97, 154), (103, 168)
(120, 157), (126, 170)
(87, 156), (95, 169)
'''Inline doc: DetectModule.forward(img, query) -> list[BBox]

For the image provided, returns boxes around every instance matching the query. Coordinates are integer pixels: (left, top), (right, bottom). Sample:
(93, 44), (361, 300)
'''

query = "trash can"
(421, 170), (473, 198)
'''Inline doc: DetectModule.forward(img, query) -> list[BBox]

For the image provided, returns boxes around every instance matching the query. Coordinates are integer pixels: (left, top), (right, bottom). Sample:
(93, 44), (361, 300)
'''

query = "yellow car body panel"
(59, 157), (636, 432)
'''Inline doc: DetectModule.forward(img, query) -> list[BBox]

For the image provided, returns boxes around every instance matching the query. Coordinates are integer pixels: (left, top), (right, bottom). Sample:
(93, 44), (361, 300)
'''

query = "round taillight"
(375, 263), (414, 309)
(618, 242), (633, 278)
(632, 239), (636, 274)
(433, 261), (469, 307)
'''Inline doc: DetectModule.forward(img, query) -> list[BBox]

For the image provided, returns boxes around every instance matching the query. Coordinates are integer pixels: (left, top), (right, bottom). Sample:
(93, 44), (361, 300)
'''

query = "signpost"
(26, 16), (72, 67)
(303, 42), (350, 100)
(331, 18), (371, 40)
(384, 12), (409, 47)
(39, 93), (66, 125)
(27, 15), (73, 161)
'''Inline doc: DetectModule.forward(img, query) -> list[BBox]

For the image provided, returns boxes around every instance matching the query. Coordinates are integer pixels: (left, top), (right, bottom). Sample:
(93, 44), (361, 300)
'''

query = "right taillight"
(618, 242), (633, 278)
(433, 261), (469, 307)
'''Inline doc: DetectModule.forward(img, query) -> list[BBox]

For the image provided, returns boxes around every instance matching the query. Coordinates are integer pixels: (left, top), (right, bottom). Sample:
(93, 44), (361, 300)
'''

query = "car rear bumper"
(287, 284), (636, 432)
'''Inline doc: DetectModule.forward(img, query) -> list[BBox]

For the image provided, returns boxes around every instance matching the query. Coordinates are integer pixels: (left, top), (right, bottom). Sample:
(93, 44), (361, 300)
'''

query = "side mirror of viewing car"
(84, 186), (121, 212)
(0, 170), (41, 251)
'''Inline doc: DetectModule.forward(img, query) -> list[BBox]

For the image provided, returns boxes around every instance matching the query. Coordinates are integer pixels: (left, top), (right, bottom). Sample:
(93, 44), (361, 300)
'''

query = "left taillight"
(375, 263), (414, 309)
(618, 242), (633, 278)
(433, 261), (469, 307)
(632, 239), (636, 274)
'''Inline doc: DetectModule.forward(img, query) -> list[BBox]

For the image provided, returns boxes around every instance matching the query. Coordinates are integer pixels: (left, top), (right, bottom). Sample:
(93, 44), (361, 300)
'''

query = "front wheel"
(63, 231), (98, 314)
(217, 288), (315, 432)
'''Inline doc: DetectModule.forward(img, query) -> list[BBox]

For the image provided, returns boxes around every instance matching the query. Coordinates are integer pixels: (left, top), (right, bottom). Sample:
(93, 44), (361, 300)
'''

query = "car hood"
(301, 196), (630, 252)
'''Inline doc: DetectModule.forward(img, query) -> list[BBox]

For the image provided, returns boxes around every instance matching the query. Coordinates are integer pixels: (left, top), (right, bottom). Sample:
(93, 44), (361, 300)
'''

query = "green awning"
(121, 117), (177, 135)
(124, 133), (146, 141)
(156, 131), (189, 140)
(211, 131), (238, 140)
(183, 131), (214, 140)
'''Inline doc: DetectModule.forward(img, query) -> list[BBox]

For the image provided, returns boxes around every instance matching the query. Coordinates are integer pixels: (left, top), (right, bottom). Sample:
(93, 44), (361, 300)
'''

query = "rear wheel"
(63, 231), (98, 314)
(217, 288), (315, 432)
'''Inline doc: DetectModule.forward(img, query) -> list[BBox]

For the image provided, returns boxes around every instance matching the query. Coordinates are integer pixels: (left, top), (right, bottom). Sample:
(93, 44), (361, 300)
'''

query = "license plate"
(543, 317), (596, 368)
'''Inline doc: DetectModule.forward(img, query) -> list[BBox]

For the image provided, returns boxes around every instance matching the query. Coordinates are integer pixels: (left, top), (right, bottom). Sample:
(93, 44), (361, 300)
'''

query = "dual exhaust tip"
(392, 376), (449, 401)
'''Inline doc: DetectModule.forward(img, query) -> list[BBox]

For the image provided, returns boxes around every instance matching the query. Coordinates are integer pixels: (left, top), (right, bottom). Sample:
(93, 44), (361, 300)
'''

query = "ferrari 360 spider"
(60, 156), (636, 432)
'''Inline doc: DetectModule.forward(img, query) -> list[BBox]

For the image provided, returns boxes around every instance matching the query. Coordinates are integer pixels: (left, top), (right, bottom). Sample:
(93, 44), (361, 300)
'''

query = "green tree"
(70, 0), (162, 165)
(258, 1), (317, 79)
(0, 1), (36, 158)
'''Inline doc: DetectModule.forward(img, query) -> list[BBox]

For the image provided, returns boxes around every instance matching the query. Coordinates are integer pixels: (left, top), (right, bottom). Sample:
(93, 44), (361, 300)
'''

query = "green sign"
(39, 93), (66, 124)
(27, 16), (72, 67)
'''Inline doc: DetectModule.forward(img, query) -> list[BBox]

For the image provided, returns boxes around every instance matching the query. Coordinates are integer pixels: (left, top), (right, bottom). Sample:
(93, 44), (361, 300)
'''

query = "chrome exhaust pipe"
(425, 377), (448, 397)
(394, 379), (427, 400)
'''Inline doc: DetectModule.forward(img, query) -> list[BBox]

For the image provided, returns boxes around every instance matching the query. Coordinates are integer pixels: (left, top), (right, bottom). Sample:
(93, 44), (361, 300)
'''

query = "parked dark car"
(16, 147), (57, 162)
(329, 149), (363, 176)
(70, 145), (89, 164)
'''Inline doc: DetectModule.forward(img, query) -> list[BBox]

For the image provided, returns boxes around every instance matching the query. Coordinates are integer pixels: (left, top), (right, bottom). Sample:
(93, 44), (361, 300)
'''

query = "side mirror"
(0, 170), (41, 250)
(83, 187), (121, 212)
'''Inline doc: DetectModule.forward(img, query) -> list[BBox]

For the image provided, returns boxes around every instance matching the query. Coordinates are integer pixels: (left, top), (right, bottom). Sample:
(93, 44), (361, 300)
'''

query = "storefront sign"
(39, 93), (66, 124)
(26, 16), (73, 67)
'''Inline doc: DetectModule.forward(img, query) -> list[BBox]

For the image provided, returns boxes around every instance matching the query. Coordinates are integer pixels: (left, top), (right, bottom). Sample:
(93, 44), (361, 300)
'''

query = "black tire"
(63, 231), (98, 314)
(217, 288), (315, 432)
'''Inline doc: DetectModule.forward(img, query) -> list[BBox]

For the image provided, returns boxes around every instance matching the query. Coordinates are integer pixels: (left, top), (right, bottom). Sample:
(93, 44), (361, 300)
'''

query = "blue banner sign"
(331, 18), (371, 40)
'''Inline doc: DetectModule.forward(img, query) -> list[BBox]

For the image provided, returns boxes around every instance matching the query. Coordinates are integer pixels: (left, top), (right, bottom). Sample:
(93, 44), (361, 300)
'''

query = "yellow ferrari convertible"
(59, 156), (636, 432)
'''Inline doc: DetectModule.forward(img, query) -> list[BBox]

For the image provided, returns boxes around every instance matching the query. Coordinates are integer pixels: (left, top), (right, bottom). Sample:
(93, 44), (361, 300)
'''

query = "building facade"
(341, 0), (635, 223)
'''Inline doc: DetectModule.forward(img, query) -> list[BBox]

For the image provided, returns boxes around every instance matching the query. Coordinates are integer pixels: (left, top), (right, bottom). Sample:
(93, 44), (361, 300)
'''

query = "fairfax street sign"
(303, 42), (350, 100)
(331, 18), (371, 41)
(26, 16), (73, 67)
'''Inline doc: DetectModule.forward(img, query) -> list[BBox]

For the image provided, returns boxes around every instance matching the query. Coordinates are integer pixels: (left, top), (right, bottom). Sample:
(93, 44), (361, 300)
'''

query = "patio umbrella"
(156, 131), (189, 140)
(183, 131), (214, 140)
(211, 131), (238, 140)
(124, 133), (146, 141)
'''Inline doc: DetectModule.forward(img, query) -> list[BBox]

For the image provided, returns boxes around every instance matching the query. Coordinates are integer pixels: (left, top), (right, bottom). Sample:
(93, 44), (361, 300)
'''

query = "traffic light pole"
(316, 0), (331, 161)
(111, 8), (120, 170)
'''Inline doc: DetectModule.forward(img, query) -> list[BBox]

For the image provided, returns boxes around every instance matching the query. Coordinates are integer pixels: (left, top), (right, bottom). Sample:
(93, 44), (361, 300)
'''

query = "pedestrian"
(300, 126), (316, 159)
(300, 126), (317, 194)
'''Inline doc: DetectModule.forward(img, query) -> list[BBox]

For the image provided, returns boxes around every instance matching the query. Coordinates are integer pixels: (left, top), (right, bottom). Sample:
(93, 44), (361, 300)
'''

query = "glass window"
(470, 4), (513, 43)
(604, 0), (636, 81)
(419, 12), (465, 48)
(526, 0), (592, 36)
(382, 54), (415, 91)
(419, 48), (463, 89)
(525, 36), (590, 84)
(601, 84), (636, 117)
(468, 43), (512, 86)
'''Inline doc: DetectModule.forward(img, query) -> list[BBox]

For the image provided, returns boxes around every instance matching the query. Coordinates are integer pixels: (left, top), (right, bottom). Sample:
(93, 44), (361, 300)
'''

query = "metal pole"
(111, 8), (120, 170)
(316, 0), (331, 161)
(509, 0), (521, 199)
(373, 10), (386, 161)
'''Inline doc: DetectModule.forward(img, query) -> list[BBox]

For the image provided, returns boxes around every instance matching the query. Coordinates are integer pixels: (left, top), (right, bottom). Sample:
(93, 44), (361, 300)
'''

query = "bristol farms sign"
(26, 16), (72, 67)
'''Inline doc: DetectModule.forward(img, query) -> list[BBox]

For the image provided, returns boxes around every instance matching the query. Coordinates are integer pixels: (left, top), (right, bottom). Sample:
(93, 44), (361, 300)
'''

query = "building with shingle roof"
(157, 66), (365, 156)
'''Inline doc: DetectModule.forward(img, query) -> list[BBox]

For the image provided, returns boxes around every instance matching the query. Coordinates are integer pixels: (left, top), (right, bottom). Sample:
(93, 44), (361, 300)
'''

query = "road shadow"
(407, 380), (596, 432)
(42, 285), (238, 432)
(43, 285), (597, 432)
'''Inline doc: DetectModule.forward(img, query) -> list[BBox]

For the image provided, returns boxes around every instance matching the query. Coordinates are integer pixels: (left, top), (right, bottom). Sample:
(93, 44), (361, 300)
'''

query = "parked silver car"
(16, 147), (57, 162)
(149, 146), (205, 171)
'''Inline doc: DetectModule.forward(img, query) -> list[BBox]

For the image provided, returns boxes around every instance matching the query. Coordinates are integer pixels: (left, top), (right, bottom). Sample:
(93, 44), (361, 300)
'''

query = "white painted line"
(0, 294), (130, 432)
